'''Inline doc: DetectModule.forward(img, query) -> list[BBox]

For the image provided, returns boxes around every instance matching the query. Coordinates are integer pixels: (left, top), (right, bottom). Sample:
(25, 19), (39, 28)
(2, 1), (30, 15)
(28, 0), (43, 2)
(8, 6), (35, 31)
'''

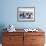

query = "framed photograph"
(17, 7), (35, 22)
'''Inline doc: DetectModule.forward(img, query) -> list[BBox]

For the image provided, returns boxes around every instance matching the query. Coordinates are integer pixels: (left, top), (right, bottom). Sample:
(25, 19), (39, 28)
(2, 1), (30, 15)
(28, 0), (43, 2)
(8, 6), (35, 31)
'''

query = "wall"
(0, 0), (46, 29)
(0, 0), (46, 43)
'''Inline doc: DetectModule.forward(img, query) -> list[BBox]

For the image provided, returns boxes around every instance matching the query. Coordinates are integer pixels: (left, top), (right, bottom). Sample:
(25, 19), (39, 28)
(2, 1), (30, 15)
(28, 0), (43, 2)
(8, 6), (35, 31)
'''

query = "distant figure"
(19, 12), (25, 19)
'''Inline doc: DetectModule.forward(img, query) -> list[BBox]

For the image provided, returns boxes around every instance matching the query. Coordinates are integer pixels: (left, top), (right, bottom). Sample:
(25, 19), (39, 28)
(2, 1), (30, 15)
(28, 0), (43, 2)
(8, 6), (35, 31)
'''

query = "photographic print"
(17, 7), (35, 22)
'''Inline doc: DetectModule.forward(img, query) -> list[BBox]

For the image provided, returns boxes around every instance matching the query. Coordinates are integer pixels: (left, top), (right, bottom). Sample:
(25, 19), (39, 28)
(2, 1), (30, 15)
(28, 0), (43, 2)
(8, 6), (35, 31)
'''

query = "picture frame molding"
(17, 7), (35, 22)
